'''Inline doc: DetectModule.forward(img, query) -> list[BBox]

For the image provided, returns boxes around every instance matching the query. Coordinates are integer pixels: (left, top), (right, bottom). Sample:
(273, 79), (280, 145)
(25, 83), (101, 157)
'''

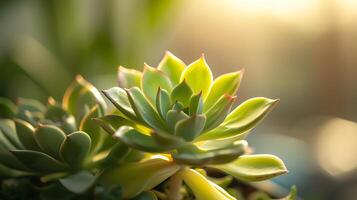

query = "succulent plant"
(0, 76), (118, 197)
(0, 52), (296, 200)
(97, 52), (293, 200)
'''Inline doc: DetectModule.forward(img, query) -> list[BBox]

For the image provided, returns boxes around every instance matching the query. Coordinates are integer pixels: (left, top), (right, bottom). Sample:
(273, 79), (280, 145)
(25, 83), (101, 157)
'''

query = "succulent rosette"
(98, 52), (291, 199)
(0, 76), (114, 196)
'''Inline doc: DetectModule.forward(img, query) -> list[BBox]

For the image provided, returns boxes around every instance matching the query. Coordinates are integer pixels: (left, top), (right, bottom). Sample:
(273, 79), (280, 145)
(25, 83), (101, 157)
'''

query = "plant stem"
(168, 172), (183, 200)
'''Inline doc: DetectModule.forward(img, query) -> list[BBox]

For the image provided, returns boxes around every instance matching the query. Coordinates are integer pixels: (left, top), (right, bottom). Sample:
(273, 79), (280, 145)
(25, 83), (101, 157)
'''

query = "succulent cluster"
(0, 52), (296, 200)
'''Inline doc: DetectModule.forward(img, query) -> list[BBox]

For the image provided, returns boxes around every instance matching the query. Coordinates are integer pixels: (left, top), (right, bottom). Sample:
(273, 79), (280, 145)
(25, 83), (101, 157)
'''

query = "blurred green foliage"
(0, 0), (181, 101)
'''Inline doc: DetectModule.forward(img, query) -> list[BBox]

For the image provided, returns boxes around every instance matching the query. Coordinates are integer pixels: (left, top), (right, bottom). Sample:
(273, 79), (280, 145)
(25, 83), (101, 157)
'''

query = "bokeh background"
(1, 0), (357, 199)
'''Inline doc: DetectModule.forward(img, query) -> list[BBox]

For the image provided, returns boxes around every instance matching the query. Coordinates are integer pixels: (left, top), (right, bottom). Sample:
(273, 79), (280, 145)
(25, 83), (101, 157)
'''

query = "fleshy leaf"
(173, 140), (247, 166)
(101, 157), (180, 198)
(151, 129), (186, 149)
(62, 75), (106, 119)
(118, 66), (142, 88)
(0, 138), (28, 170)
(11, 150), (67, 173)
(196, 98), (279, 141)
(204, 70), (243, 111)
(93, 115), (138, 135)
(279, 186), (297, 200)
(211, 154), (287, 182)
(0, 98), (17, 118)
(103, 142), (131, 165)
(59, 170), (96, 194)
(141, 64), (172, 103)
(156, 88), (171, 120)
(60, 131), (91, 168)
(126, 87), (165, 130)
(157, 51), (186, 84)
(166, 110), (189, 131)
(102, 87), (137, 120)
(14, 119), (41, 151)
(189, 92), (203, 115)
(170, 80), (193, 107)
(34, 124), (66, 160)
(0, 119), (23, 149)
(79, 105), (103, 153)
(180, 56), (212, 100)
(175, 115), (206, 142)
(204, 95), (235, 132)
(179, 169), (236, 200)
(113, 126), (175, 152)
(44, 102), (77, 134)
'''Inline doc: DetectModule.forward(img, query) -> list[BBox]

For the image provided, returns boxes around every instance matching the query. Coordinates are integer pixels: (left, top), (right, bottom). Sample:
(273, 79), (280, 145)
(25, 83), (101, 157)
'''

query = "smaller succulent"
(97, 52), (292, 200)
(0, 76), (114, 197)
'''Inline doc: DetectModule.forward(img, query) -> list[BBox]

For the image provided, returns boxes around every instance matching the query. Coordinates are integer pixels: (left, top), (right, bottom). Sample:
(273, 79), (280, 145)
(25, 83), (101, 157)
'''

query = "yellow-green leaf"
(156, 88), (171, 120)
(101, 157), (180, 198)
(212, 154), (287, 182)
(102, 87), (137, 120)
(204, 95), (235, 132)
(141, 64), (172, 103)
(179, 169), (236, 200)
(196, 98), (278, 141)
(118, 66), (142, 88)
(62, 75), (106, 119)
(180, 56), (212, 99)
(79, 105), (103, 153)
(157, 51), (186, 84)
(204, 70), (243, 111)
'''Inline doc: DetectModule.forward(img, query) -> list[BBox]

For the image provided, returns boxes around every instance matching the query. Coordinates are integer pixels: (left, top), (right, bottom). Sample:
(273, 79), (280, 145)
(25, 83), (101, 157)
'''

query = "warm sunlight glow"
(316, 118), (357, 178)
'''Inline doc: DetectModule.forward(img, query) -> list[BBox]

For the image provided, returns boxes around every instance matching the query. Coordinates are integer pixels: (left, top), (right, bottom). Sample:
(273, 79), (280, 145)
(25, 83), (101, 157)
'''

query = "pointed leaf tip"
(180, 56), (212, 100)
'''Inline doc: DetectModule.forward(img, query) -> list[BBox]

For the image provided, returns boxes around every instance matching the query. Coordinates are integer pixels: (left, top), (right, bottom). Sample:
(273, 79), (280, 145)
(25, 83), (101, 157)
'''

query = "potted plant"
(0, 52), (296, 200)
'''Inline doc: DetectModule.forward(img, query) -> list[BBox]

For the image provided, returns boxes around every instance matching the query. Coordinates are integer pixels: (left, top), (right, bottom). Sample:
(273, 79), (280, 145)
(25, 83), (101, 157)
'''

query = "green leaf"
(93, 115), (137, 135)
(59, 170), (96, 194)
(157, 51), (186, 84)
(0, 119), (23, 149)
(180, 56), (212, 100)
(170, 80), (193, 107)
(79, 105), (103, 153)
(34, 124), (66, 160)
(126, 87), (165, 130)
(173, 140), (247, 166)
(203, 95), (235, 131)
(113, 126), (174, 152)
(175, 115), (206, 142)
(44, 100), (76, 134)
(279, 186), (297, 200)
(166, 110), (189, 131)
(189, 92), (203, 115)
(132, 191), (158, 200)
(103, 142), (131, 165)
(101, 157), (180, 198)
(196, 98), (279, 141)
(141, 64), (172, 103)
(17, 98), (46, 113)
(60, 131), (91, 168)
(11, 150), (67, 173)
(151, 129), (186, 149)
(204, 70), (243, 111)
(211, 154), (287, 182)
(62, 75), (106, 119)
(156, 88), (171, 120)
(118, 66), (142, 88)
(0, 98), (17, 118)
(102, 87), (137, 120)
(179, 169), (236, 200)
(14, 119), (41, 151)
(0, 138), (28, 170)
